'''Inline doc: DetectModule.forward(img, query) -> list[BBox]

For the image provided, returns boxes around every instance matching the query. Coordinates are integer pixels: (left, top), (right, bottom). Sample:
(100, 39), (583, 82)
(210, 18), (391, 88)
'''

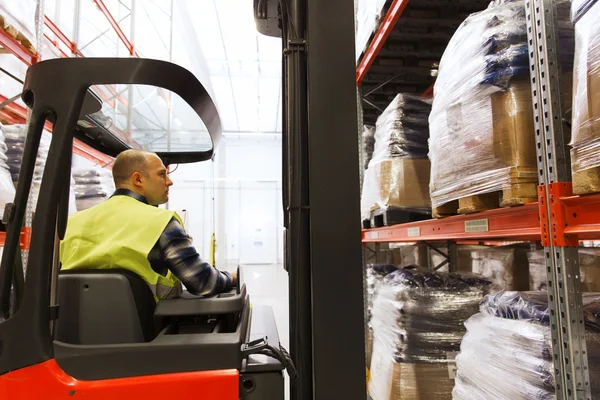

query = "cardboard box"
(362, 158), (431, 215)
(369, 340), (454, 400)
(388, 362), (454, 400)
(471, 245), (530, 291)
(491, 80), (536, 169)
(529, 247), (600, 291)
(572, 2), (600, 147)
(430, 80), (538, 207)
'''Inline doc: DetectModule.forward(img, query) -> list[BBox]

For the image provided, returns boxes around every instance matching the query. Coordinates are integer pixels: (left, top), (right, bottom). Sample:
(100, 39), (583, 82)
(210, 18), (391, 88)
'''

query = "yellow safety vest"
(60, 195), (182, 300)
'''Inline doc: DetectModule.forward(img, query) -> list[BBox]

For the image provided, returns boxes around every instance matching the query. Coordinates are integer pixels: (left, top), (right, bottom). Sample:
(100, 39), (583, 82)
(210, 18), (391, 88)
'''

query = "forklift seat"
(55, 269), (157, 345)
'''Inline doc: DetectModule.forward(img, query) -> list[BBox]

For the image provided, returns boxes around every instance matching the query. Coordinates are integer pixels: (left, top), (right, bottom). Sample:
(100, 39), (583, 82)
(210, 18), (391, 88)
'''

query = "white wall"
(168, 134), (282, 267)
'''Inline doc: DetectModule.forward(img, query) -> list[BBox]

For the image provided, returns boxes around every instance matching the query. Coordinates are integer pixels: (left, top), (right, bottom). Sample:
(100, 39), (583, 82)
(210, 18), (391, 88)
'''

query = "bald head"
(112, 150), (173, 205)
(112, 150), (152, 186)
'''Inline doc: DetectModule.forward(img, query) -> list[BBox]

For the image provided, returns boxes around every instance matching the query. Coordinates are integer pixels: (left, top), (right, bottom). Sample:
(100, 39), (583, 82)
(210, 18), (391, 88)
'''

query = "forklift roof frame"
(0, 57), (223, 374)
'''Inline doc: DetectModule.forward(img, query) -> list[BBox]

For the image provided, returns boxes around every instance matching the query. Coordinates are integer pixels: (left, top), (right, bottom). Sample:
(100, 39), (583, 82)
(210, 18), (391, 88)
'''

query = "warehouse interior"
(0, 0), (599, 399)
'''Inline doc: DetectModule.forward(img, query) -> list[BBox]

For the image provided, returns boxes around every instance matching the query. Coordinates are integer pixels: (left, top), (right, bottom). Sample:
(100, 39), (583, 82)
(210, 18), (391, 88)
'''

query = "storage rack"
(0, 0), (177, 250)
(358, 0), (596, 398)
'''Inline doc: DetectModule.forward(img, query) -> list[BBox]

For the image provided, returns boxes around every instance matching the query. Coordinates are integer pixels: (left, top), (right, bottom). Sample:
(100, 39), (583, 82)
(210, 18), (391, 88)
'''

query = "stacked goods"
(363, 125), (376, 170)
(73, 168), (115, 211)
(0, 0), (38, 53)
(368, 267), (491, 400)
(355, 0), (388, 59)
(470, 244), (530, 291)
(5, 124), (49, 210)
(529, 248), (600, 292)
(429, 0), (573, 217)
(389, 243), (429, 267)
(453, 291), (600, 399)
(570, 0), (600, 195)
(0, 125), (14, 216)
(3, 124), (77, 215)
(365, 264), (400, 367)
(361, 94), (432, 223)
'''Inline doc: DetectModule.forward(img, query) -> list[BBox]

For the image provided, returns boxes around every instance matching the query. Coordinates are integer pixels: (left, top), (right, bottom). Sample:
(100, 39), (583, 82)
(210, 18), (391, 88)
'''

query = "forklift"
(0, 0), (364, 399)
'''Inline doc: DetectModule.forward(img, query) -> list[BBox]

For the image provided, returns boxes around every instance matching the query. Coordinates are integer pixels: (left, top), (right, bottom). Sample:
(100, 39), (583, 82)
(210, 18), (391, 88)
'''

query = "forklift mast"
(255, 0), (367, 399)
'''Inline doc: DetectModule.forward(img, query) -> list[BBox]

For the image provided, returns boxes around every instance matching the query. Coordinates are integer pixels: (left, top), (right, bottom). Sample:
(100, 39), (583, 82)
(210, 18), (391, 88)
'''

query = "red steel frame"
(93, 0), (139, 57)
(0, 29), (39, 66)
(362, 202), (542, 243)
(356, 0), (409, 86)
(363, 184), (600, 245)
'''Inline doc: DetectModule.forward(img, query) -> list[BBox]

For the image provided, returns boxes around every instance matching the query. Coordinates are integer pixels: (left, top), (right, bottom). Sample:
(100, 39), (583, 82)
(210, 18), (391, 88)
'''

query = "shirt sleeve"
(158, 217), (232, 296)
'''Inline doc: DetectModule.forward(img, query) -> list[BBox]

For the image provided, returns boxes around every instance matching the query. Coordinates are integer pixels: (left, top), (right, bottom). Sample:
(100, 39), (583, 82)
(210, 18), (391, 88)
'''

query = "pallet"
(356, 0), (393, 62)
(363, 206), (431, 229)
(432, 179), (538, 218)
(573, 166), (600, 196)
(0, 14), (37, 54)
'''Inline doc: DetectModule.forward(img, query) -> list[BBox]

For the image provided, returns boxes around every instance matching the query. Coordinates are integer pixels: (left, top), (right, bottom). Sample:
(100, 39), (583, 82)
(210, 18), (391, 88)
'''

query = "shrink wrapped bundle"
(528, 248), (600, 292)
(355, 0), (388, 59)
(429, 0), (572, 213)
(361, 94), (432, 220)
(453, 291), (600, 400)
(0, 125), (14, 216)
(0, 0), (38, 52)
(73, 168), (115, 211)
(363, 124), (376, 170)
(368, 267), (491, 400)
(570, 0), (600, 195)
(365, 264), (399, 367)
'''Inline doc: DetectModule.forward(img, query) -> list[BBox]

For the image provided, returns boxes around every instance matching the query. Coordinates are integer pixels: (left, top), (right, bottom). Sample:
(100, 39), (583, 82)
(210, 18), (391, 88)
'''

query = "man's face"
(140, 155), (173, 205)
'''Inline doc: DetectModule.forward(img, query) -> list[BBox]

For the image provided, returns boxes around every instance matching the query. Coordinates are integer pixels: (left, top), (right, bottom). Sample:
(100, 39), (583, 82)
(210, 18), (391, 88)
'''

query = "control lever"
(242, 337), (298, 381)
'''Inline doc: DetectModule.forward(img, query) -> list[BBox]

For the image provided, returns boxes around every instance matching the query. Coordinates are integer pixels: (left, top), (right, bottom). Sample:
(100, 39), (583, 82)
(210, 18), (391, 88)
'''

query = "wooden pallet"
(363, 206), (431, 229)
(573, 166), (600, 195)
(0, 14), (36, 54)
(432, 175), (538, 217)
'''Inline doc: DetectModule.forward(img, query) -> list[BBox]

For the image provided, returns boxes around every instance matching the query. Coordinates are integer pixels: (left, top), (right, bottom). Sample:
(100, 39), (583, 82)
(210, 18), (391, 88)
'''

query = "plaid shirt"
(112, 189), (232, 297)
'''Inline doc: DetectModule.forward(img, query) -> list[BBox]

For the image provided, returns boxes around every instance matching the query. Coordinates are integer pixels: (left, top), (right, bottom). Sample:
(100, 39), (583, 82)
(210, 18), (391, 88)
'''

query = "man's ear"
(132, 171), (144, 188)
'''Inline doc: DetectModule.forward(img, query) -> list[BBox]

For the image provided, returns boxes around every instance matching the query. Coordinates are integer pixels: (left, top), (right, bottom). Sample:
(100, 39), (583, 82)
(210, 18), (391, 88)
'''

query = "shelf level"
(362, 192), (600, 243)
(362, 203), (541, 243)
(356, 0), (409, 86)
(0, 94), (114, 168)
(0, 27), (39, 65)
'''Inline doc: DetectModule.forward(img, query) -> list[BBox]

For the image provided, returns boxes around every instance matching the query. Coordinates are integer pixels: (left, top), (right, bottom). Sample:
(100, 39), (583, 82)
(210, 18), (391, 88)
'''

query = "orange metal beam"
(362, 202), (541, 243)
(44, 16), (76, 54)
(0, 27), (38, 65)
(356, 0), (409, 86)
(92, 0), (139, 57)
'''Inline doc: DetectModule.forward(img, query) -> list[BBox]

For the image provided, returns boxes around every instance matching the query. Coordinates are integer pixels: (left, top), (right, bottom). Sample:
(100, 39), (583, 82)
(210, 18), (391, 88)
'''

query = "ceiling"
(184, 0), (283, 135)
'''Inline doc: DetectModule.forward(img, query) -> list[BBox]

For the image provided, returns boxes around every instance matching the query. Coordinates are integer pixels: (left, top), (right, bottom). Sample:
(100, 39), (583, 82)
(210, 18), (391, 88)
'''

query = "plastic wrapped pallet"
(73, 168), (115, 211)
(453, 291), (600, 399)
(529, 248), (600, 292)
(355, 0), (387, 59)
(361, 94), (432, 220)
(470, 244), (530, 291)
(363, 125), (376, 169)
(570, 0), (600, 195)
(368, 267), (491, 400)
(4, 124), (49, 211)
(366, 264), (400, 368)
(0, 125), (14, 216)
(429, 0), (573, 215)
(0, 0), (38, 52)
(3, 124), (78, 215)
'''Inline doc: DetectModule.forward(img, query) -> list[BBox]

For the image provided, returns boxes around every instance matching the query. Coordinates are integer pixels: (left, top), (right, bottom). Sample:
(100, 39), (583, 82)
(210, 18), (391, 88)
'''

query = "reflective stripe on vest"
(60, 195), (182, 301)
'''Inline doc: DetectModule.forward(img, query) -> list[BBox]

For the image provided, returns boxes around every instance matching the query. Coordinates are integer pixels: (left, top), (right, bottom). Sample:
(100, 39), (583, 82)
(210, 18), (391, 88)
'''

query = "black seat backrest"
(55, 269), (157, 345)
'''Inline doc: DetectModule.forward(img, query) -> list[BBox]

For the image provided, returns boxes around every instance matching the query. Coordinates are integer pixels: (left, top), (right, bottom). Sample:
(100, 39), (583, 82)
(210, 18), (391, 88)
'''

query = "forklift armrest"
(154, 284), (247, 317)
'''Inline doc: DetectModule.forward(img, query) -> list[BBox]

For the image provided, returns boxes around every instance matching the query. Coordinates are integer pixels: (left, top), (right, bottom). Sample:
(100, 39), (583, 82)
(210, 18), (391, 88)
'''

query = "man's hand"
(230, 271), (238, 288)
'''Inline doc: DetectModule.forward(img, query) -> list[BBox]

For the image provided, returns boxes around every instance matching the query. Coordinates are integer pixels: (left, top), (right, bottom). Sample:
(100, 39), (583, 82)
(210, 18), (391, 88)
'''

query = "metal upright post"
(526, 0), (591, 398)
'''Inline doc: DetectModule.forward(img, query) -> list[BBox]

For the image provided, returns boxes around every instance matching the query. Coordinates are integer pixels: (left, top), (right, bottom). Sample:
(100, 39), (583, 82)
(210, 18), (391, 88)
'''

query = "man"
(60, 149), (235, 300)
